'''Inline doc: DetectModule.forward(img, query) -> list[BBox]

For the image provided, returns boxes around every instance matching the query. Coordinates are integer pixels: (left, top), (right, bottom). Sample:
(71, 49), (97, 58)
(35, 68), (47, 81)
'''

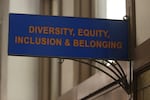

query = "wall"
(134, 0), (150, 70)
(0, 0), (2, 24)
(0, 0), (2, 59)
(1, 0), (40, 100)
(95, 0), (106, 18)
(136, 0), (150, 45)
(60, 0), (94, 95)
(60, 0), (75, 95)
(134, 1), (150, 100)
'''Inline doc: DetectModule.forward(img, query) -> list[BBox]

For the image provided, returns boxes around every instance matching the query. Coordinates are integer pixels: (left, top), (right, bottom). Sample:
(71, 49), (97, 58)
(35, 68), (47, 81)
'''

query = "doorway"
(134, 65), (150, 100)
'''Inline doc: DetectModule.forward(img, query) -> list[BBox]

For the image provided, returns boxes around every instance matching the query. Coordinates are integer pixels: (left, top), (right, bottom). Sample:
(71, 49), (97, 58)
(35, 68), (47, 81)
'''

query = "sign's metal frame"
(59, 58), (132, 99)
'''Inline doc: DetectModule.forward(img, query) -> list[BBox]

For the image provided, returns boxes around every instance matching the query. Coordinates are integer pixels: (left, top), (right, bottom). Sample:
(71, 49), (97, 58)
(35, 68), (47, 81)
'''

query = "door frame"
(134, 63), (150, 100)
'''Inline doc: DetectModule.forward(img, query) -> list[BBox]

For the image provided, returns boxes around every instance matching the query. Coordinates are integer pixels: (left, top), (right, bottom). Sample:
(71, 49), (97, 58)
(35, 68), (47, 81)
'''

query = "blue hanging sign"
(8, 13), (129, 60)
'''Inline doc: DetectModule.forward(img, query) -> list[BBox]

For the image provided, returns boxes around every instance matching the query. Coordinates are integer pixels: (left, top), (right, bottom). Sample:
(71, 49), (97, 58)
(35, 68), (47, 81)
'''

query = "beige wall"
(0, 0), (9, 100)
(95, 0), (106, 18)
(134, 1), (150, 100)
(60, 0), (75, 95)
(134, 0), (150, 70)
(1, 0), (40, 100)
(93, 87), (128, 100)
(136, 0), (150, 45)
(60, 0), (94, 96)
(61, 60), (75, 95)
(59, 67), (129, 100)
(0, 0), (1, 16)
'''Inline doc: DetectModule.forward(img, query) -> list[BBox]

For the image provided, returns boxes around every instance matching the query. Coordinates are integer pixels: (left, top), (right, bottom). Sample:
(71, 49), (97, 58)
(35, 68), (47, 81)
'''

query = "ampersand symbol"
(65, 39), (70, 46)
